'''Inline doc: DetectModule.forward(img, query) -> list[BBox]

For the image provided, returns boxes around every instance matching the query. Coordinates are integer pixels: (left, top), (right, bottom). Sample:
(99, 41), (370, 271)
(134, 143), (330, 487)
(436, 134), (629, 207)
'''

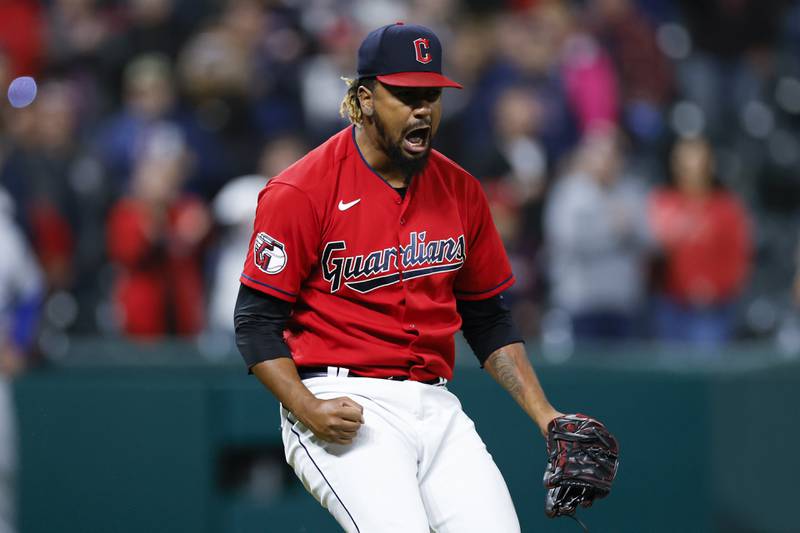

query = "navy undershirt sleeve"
(456, 292), (524, 366)
(234, 283), (293, 372)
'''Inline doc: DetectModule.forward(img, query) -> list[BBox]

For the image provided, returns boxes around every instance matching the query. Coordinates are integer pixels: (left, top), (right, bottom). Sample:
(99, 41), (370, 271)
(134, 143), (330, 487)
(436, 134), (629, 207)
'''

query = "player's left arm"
(456, 294), (561, 436)
(483, 343), (563, 437)
(453, 174), (562, 435)
(467, 308), (619, 519)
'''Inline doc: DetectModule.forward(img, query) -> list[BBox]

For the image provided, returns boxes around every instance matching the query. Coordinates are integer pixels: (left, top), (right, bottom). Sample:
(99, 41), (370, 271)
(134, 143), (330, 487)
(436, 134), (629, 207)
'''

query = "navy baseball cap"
(357, 22), (462, 89)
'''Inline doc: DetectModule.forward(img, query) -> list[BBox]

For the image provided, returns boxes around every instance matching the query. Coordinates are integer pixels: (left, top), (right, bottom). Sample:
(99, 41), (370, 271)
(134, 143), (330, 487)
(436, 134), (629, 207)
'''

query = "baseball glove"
(543, 414), (619, 519)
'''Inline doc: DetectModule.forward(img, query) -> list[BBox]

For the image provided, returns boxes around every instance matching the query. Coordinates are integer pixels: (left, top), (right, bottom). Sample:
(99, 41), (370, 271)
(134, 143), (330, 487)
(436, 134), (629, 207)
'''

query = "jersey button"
(395, 199), (401, 205)
(400, 217), (406, 225)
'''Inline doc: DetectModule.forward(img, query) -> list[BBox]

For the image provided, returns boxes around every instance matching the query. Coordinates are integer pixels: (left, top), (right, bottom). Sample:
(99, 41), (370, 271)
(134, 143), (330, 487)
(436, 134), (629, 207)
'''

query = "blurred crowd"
(2, 0), (800, 368)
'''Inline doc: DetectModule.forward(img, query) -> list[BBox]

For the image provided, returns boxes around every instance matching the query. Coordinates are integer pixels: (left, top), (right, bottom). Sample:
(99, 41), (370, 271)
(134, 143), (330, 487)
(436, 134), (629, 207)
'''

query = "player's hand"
(299, 396), (364, 445)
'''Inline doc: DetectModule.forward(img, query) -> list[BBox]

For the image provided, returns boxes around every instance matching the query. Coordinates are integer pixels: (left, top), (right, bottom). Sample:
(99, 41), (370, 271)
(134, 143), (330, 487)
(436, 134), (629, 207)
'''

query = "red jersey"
(241, 127), (514, 381)
(648, 188), (751, 304)
(108, 197), (207, 337)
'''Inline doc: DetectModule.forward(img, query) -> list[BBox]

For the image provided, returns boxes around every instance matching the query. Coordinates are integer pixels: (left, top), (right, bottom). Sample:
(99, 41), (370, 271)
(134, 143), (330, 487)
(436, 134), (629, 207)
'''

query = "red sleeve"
(107, 201), (154, 267)
(240, 182), (320, 302)
(454, 178), (515, 301)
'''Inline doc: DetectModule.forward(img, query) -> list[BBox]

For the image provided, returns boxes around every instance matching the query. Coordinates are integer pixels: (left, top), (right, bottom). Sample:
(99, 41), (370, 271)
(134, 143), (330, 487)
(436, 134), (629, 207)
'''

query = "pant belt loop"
(339, 367), (350, 377)
(327, 366), (338, 378)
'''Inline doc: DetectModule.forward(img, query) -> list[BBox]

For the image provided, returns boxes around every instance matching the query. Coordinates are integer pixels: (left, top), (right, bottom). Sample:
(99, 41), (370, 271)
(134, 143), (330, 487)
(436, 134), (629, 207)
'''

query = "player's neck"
(354, 126), (409, 188)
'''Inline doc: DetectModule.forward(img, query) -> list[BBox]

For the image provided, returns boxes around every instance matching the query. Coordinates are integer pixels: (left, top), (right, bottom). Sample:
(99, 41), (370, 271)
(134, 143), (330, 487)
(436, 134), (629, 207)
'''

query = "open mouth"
(402, 126), (431, 155)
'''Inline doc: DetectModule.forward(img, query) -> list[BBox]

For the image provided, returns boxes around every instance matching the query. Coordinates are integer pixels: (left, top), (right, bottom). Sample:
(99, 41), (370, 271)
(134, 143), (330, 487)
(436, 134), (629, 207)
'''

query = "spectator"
(451, 6), (581, 160)
(533, 1), (620, 135)
(560, 36), (620, 137)
(1, 80), (111, 332)
(467, 84), (547, 202)
(103, 0), (196, 76)
(676, 0), (787, 141)
(245, 1), (307, 142)
(0, 0), (45, 78)
(648, 136), (752, 346)
(588, 0), (673, 145)
(96, 53), (229, 199)
(207, 175), (265, 335)
(300, 17), (359, 144)
(96, 53), (180, 187)
(207, 135), (304, 333)
(545, 127), (652, 340)
(466, 84), (550, 335)
(0, 185), (42, 378)
(106, 126), (210, 338)
(0, 186), (43, 533)
(177, 0), (304, 185)
(45, 0), (115, 75)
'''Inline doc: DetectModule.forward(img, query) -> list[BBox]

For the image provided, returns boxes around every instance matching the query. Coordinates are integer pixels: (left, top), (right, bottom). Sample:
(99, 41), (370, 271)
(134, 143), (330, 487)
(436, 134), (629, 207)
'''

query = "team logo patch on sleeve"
(254, 232), (287, 274)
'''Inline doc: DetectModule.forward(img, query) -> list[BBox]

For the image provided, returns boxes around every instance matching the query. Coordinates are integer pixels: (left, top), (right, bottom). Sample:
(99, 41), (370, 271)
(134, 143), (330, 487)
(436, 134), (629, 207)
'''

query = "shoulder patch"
(253, 232), (287, 274)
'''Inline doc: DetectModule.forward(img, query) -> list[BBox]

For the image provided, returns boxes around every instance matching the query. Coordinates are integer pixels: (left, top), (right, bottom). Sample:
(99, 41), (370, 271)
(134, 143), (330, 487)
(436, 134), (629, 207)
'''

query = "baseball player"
(234, 23), (572, 532)
(0, 187), (43, 533)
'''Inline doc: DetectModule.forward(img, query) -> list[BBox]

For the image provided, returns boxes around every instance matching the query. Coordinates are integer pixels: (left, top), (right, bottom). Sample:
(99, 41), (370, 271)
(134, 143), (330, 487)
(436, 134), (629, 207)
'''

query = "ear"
(358, 85), (374, 117)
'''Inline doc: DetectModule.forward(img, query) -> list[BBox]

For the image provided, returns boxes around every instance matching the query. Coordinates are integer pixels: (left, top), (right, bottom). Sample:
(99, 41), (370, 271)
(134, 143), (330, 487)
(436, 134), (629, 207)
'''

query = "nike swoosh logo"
(338, 199), (361, 211)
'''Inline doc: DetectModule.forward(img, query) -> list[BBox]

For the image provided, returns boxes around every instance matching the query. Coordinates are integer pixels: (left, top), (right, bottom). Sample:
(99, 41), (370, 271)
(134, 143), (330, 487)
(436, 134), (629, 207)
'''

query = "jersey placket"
(350, 126), (425, 373)
(396, 180), (422, 368)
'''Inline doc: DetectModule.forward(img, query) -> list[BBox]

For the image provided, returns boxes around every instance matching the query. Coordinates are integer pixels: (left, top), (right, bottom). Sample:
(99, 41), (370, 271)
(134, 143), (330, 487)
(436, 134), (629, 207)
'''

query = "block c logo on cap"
(413, 38), (432, 64)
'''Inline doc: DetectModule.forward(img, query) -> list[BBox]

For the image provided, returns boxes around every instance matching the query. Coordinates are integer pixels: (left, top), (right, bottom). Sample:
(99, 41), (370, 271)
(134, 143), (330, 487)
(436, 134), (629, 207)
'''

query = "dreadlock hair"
(339, 77), (377, 125)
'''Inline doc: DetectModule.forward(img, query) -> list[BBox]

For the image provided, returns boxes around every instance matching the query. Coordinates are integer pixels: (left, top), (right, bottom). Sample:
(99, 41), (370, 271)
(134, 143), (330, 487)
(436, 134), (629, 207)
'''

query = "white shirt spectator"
(546, 171), (652, 315)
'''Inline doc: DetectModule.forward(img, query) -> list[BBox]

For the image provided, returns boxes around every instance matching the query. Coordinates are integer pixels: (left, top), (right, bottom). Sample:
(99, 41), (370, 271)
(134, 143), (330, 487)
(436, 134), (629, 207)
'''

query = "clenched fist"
(296, 396), (364, 445)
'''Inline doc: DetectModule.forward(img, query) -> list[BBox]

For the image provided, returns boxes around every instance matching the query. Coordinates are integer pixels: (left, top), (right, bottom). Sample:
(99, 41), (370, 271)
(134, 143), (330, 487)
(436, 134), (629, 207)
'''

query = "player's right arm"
(234, 182), (363, 444)
(235, 285), (363, 445)
(252, 358), (364, 445)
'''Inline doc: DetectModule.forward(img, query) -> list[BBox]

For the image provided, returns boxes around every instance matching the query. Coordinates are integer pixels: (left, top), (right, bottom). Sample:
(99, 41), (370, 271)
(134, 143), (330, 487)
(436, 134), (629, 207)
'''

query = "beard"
(373, 110), (431, 181)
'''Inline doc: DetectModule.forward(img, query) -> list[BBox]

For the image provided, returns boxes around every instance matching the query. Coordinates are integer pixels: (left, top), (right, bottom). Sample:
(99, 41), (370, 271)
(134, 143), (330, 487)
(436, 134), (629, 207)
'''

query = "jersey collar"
(351, 125), (415, 197)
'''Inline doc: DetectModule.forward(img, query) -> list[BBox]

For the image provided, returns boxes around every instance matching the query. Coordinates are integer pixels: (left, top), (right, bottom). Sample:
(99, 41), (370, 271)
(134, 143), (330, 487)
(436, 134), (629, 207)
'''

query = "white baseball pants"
(280, 375), (521, 533)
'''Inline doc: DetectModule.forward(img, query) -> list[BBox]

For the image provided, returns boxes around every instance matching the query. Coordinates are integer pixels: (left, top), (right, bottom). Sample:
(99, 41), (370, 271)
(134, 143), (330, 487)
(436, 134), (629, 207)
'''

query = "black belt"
(297, 366), (446, 386)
